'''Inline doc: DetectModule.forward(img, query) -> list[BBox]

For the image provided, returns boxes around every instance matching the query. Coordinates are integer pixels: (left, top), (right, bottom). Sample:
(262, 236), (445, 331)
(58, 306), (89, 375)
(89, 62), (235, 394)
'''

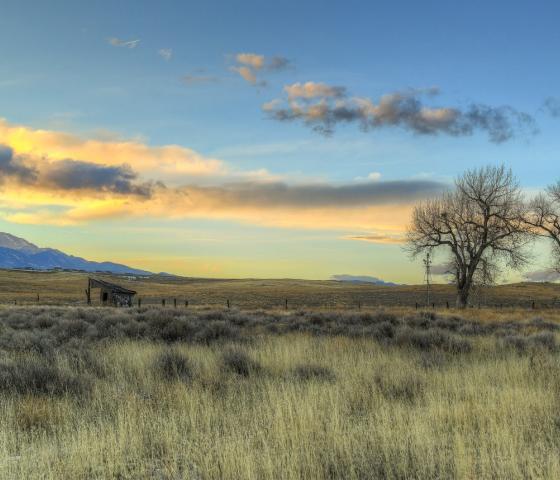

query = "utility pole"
(423, 251), (432, 307)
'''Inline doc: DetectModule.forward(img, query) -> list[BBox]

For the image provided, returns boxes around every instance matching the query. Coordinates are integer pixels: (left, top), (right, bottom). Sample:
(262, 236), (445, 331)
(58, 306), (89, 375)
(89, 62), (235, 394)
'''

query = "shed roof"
(89, 278), (137, 295)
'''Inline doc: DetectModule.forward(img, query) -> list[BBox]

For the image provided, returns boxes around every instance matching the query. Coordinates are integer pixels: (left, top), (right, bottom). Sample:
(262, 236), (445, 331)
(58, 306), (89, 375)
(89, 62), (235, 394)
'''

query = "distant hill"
(0, 232), (151, 275)
(331, 274), (399, 286)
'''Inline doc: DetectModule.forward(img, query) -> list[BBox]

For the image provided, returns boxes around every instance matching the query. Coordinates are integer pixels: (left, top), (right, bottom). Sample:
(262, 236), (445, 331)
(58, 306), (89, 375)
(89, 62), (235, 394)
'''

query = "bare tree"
(526, 181), (560, 272)
(406, 165), (530, 308)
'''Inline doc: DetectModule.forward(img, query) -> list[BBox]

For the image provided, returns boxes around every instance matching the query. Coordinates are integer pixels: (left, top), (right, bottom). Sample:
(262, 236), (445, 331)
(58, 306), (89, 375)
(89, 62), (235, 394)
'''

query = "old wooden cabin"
(86, 278), (136, 307)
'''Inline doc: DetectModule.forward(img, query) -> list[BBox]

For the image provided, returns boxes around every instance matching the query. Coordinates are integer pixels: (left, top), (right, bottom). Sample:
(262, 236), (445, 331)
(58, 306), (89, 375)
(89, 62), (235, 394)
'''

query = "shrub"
(220, 348), (261, 376)
(292, 363), (335, 382)
(153, 350), (194, 382)
(370, 321), (395, 342)
(502, 335), (529, 353)
(193, 321), (240, 344)
(502, 332), (557, 353)
(395, 328), (472, 353)
(0, 359), (91, 396)
(529, 332), (557, 352)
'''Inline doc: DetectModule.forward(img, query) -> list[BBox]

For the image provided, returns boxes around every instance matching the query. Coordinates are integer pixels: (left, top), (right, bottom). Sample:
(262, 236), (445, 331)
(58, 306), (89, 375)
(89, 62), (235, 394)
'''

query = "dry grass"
(0, 306), (557, 477)
(1, 269), (559, 310)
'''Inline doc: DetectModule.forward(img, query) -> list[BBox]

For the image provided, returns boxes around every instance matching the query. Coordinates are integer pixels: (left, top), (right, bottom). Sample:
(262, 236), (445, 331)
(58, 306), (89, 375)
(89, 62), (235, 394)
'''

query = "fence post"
(174, 298), (177, 308)
(358, 301), (361, 311)
(138, 298), (141, 308)
(185, 300), (189, 307)
(415, 302), (418, 310)
(162, 299), (166, 307)
(446, 301), (449, 309)
(532, 301), (535, 310)
(227, 299), (230, 309)
(432, 303), (435, 309)
(285, 299), (288, 310)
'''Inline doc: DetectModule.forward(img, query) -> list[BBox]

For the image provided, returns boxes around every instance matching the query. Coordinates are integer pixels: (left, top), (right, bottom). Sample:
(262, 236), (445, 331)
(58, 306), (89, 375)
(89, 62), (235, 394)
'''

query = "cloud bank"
(0, 118), (445, 238)
(264, 83), (537, 143)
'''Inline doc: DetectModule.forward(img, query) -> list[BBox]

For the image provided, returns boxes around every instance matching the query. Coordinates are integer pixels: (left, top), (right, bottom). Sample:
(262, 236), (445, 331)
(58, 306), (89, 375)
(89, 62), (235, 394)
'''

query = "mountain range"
(330, 274), (398, 286)
(0, 232), (151, 275)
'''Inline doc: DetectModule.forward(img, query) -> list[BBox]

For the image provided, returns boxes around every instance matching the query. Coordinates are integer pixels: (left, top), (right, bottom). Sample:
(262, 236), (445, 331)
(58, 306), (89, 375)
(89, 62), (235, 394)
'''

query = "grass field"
(1, 304), (560, 478)
(0, 270), (559, 310)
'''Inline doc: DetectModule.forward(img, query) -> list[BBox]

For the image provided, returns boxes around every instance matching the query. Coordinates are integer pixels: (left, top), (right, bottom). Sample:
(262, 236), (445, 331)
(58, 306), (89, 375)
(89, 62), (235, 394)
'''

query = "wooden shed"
(86, 278), (136, 307)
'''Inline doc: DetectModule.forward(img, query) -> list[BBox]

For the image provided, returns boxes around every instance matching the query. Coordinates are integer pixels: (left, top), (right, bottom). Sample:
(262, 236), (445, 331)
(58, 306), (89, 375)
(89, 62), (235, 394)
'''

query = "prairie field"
(1, 269), (560, 310)
(1, 304), (560, 478)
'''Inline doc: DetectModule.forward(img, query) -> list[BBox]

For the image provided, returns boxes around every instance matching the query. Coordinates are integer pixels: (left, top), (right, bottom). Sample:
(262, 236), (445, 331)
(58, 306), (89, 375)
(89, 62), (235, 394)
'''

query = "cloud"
(0, 118), (445, 235)
(0, 118), (226, 183)
(523, 269), (560, 282)
(264, 84), (537, 142)
(170, 179), (443, 211)
(40, 159), (159, 197)
(182, 74), (220, 85)
(0, 145), (36, 183)
(158, 48), (172, 61)
(0, 144), (157, 198)
(285, 82), (346, 100)
(108, 37), (140, 49)
(354, 172), (382, 182)
(543, 97), (560, 117)
(231, 53), (291, 86)
(268, 56), (291, 71)
(230, 66), (258, 85)
(344, 233), (405, 245)
(236, 53), (265, 70)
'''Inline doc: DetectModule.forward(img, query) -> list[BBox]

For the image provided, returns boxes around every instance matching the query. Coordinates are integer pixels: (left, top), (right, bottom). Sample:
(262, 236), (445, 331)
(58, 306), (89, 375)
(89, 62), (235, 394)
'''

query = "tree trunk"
(456, 287), (470, 309)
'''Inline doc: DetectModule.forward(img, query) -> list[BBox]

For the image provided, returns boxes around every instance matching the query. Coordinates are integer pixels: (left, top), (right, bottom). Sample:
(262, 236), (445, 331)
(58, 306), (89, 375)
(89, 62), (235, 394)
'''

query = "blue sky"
(0, 0), (558, 281)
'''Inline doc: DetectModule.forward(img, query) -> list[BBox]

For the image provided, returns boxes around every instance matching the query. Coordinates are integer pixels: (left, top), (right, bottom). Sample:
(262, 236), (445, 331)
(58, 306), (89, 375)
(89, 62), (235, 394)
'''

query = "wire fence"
(2, 294), (560, 311)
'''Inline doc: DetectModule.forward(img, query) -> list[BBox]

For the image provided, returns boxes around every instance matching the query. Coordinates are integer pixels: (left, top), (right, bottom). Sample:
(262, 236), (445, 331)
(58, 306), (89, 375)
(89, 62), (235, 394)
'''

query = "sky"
(0, 0), (559, 282)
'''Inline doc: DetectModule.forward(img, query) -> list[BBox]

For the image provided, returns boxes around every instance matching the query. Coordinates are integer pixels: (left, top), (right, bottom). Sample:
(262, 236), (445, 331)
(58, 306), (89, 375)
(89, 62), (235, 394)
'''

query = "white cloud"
(158, 48), (172, 61)
(108, 37), (140, 49)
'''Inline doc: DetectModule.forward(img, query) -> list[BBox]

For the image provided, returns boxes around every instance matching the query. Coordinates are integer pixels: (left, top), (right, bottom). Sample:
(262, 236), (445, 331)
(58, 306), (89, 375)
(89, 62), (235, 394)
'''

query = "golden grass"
(0, 269), (559, 310)
(1, 330), (560, 479)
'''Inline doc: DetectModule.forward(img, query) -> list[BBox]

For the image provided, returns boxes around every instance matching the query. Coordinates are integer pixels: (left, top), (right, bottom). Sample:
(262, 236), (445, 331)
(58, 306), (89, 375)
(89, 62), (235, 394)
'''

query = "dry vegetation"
(1, 304), (560, 478)
(1, 270), (559, 309)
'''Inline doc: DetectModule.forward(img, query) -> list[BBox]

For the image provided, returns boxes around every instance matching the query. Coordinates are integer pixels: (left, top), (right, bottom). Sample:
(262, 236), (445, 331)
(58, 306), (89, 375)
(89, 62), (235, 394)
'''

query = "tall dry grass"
(0, 306), (559, 478)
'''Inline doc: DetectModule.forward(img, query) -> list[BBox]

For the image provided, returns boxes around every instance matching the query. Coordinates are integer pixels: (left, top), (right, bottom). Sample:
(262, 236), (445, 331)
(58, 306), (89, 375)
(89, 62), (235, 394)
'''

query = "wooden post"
(446, 301), (449, 309)
(185, 300), (189, 307)
(532, 301), (535, 310)
(37, 294), (40, 303)
(227, 299), (230, 309)
(358, 301), (361, 311)
(162, 299), (166, 307)
(415, 302), (418, 310)
(285, 299), (288, 310)
(174, 298), (177, 308)
(85, 278), (91, 305)
(432, 303), (435, 309)
(138, 298), (141, 308)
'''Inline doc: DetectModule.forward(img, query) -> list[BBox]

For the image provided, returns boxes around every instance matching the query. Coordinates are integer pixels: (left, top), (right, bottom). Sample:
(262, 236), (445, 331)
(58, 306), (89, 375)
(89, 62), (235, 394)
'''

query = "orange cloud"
(0, 118), (225, 182)
(0, 118), (445, 239)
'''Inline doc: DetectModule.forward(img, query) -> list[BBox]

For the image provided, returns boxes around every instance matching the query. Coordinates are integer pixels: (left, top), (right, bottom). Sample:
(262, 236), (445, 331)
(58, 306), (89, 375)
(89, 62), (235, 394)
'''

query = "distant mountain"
(331, 274), (399, 286)
(0, 232), (151, 275)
